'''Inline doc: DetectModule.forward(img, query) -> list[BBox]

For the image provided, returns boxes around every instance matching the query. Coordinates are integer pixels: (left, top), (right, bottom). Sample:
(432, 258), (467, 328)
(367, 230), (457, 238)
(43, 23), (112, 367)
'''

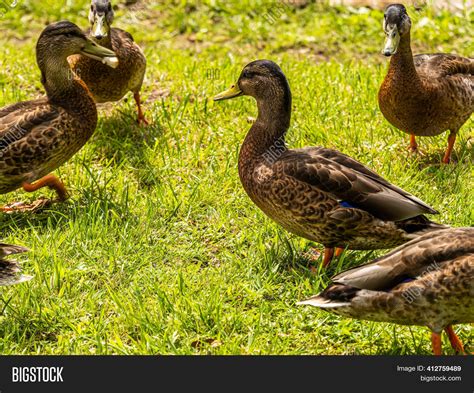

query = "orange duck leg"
(442, 132), (456, 164)
(1, 174), (68, 212)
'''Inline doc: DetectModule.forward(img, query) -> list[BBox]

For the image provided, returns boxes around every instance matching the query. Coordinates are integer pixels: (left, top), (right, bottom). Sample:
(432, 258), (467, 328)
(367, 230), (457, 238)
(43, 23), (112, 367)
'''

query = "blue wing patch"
(339, 201), (356, 208)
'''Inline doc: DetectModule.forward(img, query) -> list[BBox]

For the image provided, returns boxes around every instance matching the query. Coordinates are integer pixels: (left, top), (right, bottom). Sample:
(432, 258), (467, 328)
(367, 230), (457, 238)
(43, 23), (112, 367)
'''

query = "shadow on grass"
(263, 234), (378, 279)
(0, 189), (135, 237)
(92, 110), (165, 189)
(412, 139), (473, 169)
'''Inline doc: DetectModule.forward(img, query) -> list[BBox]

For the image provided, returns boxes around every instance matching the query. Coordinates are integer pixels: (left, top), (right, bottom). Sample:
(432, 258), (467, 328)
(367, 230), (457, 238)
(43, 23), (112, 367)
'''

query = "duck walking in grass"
(378, 4), (473, 163)
(298, 227), (474, 355)
(0, 21), (118, 211)
(214, 60), (446, 267)
(69, 0), (148, 125)
(0, 243), (32, 286)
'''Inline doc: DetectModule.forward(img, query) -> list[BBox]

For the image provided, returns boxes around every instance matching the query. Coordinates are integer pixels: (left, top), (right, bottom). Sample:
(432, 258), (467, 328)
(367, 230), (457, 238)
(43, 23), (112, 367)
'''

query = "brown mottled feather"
(0, 21), (100, 194)
(300, 228), (474, 334)
(378, 11), (473, 139)
(0, 243), (32, 286)
(69, 27), (146, 103)
(228, 60), (445, 252)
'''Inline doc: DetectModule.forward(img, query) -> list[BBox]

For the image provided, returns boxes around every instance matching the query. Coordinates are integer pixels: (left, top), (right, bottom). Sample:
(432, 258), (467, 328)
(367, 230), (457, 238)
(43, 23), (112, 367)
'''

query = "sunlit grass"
(0, 0), (472, 354)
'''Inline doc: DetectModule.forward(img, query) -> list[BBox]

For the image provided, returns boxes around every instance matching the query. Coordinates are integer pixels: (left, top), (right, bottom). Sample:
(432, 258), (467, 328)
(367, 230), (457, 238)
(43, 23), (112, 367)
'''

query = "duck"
(298, 227), (474, 355)
(214, 60), (447, 267)
(0, 21), (118, 211)
(69, 0), (148, 125)
(0, 243), (32, 286)
(378, 4), (473, 163)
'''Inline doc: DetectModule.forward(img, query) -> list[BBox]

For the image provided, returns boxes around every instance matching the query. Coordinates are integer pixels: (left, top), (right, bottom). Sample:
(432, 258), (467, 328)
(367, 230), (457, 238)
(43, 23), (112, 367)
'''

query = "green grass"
(0, 0), (472, 354)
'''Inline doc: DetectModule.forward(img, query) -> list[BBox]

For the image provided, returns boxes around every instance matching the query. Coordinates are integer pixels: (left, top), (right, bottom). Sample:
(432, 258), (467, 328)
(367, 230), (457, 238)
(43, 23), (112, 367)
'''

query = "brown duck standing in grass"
(378, 4), (473, 163)
(214, 60), (447, 267)
(69, 0), (148, 125)
(0, 21), (118, 211)
(0, 243), (32, 286)
(298, 227), (474, 355)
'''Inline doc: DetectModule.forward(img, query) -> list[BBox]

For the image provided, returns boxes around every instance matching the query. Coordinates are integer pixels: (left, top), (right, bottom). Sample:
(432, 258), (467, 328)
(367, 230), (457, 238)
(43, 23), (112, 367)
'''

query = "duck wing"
(331, 227), (474, 291)
(0, 97), (48, 119)
(0, 99), (63, 152)
(414, 53), (474, 78)
(111, 27), (136, 44)
(276, 146), (437, 221)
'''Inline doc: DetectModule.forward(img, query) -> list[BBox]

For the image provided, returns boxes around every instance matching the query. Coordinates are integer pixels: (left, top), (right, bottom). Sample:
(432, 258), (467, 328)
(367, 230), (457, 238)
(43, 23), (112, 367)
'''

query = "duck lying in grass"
(298, 227), (474, 355)
(69, 0), (148, 125)
(0, 243), (32, 286)
(378, 4), (473, 163)
(0, 21), (118, 211)
(214, 60), (446, 267)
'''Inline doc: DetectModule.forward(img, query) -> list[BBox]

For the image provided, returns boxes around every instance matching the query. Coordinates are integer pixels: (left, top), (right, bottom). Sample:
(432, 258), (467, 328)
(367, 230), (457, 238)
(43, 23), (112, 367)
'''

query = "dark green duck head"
(89, 0), (114, 40)
(382, 4), (412, 56)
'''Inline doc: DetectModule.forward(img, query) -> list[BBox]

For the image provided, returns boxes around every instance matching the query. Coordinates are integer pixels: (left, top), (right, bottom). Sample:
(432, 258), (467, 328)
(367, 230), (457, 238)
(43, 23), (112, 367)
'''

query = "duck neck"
(387, 32), (421, 87)
(39, 55), (96, 113)
(93, 30), (113, 49)
(238, 92), (291, 174)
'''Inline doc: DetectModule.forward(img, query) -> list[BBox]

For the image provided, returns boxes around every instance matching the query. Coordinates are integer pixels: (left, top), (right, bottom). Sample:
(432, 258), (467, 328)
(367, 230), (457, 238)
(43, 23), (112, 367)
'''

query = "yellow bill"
(213, 84), (243, 101)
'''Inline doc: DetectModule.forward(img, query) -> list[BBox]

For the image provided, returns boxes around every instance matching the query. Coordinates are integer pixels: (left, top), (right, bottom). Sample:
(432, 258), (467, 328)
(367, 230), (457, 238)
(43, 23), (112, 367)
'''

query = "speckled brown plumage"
(378, 4), (473, 163)
(299, 227), (474, 354)
(69, 0), (147, 123)
(214, 60), (446, 265)
(0, 21), (116, 202)
(69, 29), (145, 103)
(0, 243), (32, 286)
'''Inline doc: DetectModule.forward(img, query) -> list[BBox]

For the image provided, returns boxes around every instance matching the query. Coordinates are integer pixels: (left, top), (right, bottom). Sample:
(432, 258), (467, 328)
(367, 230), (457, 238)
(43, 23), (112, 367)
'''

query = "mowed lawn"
(0, 0), (472, 355)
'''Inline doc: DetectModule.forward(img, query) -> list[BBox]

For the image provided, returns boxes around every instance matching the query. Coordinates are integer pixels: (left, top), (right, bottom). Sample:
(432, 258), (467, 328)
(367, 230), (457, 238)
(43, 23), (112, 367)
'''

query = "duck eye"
(243, 70), (255, 79)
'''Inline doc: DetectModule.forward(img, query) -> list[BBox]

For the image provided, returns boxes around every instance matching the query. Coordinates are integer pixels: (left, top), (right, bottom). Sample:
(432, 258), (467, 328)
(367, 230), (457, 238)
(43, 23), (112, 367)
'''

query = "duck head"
(89, 0), (114, 40)
(382, 4), (412, 56)
(37, 21), (118, 69)
(213, 60), (291, 107)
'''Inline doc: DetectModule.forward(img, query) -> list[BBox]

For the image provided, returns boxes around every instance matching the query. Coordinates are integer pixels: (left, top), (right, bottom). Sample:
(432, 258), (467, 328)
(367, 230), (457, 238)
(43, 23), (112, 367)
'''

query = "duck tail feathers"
(397, 215), (449, 235)
(297, 284), (359, 308)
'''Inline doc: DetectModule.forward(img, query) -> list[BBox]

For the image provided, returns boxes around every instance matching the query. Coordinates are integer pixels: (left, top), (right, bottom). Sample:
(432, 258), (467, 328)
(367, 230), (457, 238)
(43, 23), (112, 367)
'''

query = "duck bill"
(382, 26), (400, 56)
(213, 84), (243, 101)
(92, 14), (108, 39)
(80, 39), (119, 68)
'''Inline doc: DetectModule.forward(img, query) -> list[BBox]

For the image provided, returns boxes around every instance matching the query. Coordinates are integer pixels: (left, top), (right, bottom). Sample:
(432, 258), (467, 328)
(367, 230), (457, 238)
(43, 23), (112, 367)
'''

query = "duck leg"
(431, 332), (442, 355)
(408, 134), (418, 153)
(444, 326), (465, 354)
(334, 247), (344, 258)
(441, 132), (456, 164)
(322, 247), (335, 268)
(1, 174), (68, 213)
(133, 92), (149, 126)
(22, 174), (68, 201)
(321, 247), (345, 268)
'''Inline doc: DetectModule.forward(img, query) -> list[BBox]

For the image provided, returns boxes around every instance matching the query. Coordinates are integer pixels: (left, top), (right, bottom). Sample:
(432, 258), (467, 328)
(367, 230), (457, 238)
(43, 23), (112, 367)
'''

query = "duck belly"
(379, 94), (449, 137)
(248, 185), (409, 250)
